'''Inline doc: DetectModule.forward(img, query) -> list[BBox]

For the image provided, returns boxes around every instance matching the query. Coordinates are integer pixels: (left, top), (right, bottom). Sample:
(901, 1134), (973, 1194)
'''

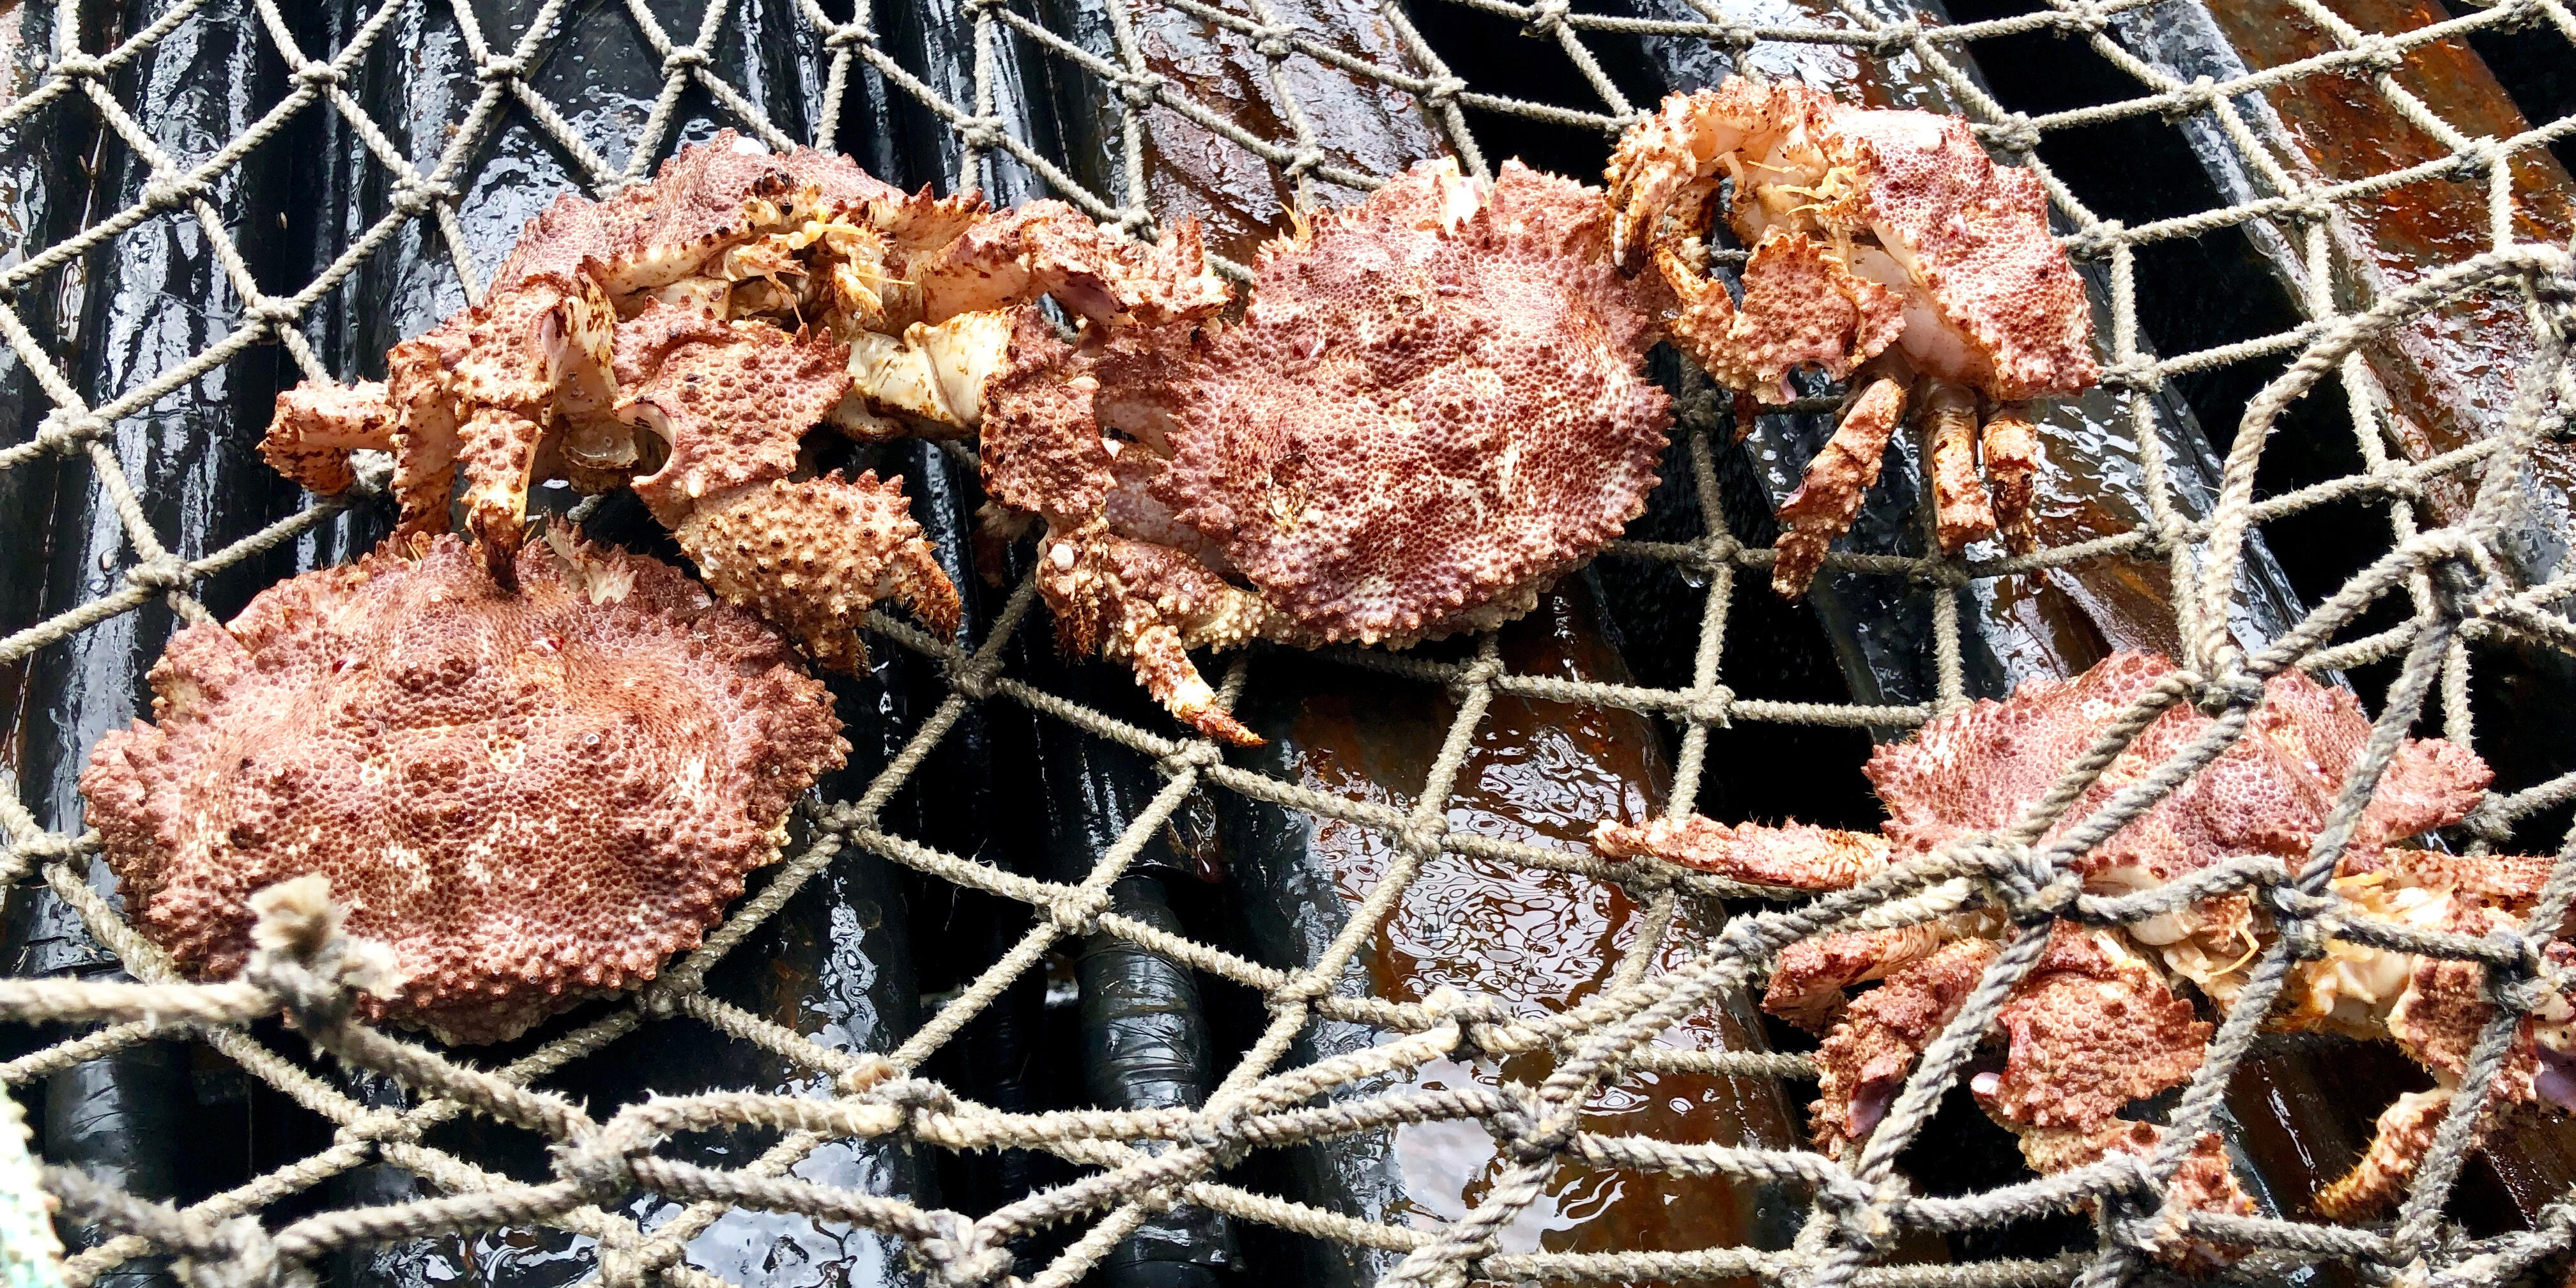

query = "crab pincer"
(1605, 80), (2096, 597)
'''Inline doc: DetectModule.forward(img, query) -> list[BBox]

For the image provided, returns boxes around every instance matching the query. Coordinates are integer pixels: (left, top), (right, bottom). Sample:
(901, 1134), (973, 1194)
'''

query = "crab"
(79, 532), (849, 1044)
(1604, 80), (2099, 598)
(262, 131), (1226, 668)
(1594, 652), (2573, 1226)
(972, 159), (1674, 744)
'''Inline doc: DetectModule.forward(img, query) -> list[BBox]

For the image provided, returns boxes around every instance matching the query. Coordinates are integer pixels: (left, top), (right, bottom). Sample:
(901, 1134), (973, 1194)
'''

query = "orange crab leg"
(2315, 1088), (2467, 1220)
(1591, 813), (1894, 890)
(260, 381), (397, 495)
(1982, 403), (2041, 556)
(1770, 373), (1907, 599)
(1922, 380), (1997, 555)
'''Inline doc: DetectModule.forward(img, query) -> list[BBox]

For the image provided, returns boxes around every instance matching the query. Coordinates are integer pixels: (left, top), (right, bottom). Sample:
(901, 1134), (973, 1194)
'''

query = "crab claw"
(919, 201), (1230, 328)
(1811, 938), (1999, 1154)
(1603, 84), (1777, 273)
(1039, 525), (1268, 747)
(675, 471), (960, 673)
(261, 381), (397, 494)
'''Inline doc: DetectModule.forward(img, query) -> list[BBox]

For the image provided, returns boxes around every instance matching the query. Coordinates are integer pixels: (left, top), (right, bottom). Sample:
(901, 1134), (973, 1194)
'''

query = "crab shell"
(1607, 79), (2097, 403)
(978, 160), (1671, 739)
(79, 535), (849, 1045)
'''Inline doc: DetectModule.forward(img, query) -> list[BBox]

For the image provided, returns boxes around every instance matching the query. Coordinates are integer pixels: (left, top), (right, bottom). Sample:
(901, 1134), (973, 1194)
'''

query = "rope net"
(0, 0), (2572, 1283)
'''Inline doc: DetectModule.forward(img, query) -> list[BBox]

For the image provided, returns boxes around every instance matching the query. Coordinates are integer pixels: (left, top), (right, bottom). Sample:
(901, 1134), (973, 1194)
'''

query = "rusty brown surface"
(2206, 0), (2576, 529)
(1108, 0), (1447, 264)
(1271, 585), (1809, 1266)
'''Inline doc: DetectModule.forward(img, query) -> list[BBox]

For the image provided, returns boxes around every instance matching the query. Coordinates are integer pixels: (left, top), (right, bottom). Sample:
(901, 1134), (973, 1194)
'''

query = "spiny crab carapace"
(261, 130), (1227, 670)
(79, 533), (850, 1044)
(1606, 79), (2100, 599)
(1595, 652), (2573, 1227)
(973, 160), (1675, 745)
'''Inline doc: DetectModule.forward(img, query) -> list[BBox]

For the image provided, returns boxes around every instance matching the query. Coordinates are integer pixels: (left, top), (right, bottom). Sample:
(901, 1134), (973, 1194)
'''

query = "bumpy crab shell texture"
(1608, 79), (2098, 402)
(982, 159), (1669, 672)
(1599, 650), (2572, 1225)
(1162, 160), (1671, 640)
(79, 535), (849, 1045)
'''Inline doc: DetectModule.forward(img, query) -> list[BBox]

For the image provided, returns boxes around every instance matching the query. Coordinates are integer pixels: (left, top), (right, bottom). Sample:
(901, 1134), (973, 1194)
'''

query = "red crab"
(1596, 652), (2572, 1223)
(1605, 80), (2099, 597)
(261, 132), (1226, 669)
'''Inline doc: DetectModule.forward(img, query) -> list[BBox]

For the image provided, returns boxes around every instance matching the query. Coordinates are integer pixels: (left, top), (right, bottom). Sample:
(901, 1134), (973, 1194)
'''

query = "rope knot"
(822, 21), (875, 49)
(388, 176), (459, 215)
(1397, 817), (1447, 855)
(1984, 839), (2078, 922)
(1982, 114), (2042, 155)
(1686, 686), (1734, 728)
(291, 62), (346, 89)
(2266, 884), (2336, 958)
(2053, 1), (2109, 33)
(181, 1214), (289, 1288)
(1816, 1174), (1901, 1255)
(141, 174), (209, 210)
(1284, 148), (1327, 179)
(1501, 1105), (1580, 1165)
(123, 553), (192, 594)
(553, 1127), (639, 1199)
(51, 52), (105, 79)
(2094, 355), (2162, 394)
(32, 408), (104, 454)
(238, 875), (403, 1034)
(660, 46), (710, 75)
(2057, 218), (2124, 263)
(1522, 0), (1572, 35)
(2160, 75), (2220, 122)
(1871, 19), (1922, 54)
(1420, 75), (1465, 106)
(2195, 648), (2262, 716)
(2349, 33), (2407, 73)
(475, 56), (526, 82)
(1252, 24), (1294, 57)
(1047, 887), (1110, 933)
(247, 296), (303, 328)
(1113, 70), (1164, 107)
(960, 118), (1006, 151)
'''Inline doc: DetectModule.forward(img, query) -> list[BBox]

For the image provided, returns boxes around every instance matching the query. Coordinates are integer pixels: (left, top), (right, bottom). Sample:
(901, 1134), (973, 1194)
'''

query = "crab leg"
(1765, 922), (1967, 1031)
(1770, 373), (1908, 599)
(675, 472), (960, 673)
(1922, 380), (1998, 555)
(1592, 813), (1894, 890)
(456, 405), (549, 585)
(1982, 403), (2042, 556)
(2314, 1088), (2465, 1220)
(1812, 939), (2001, 1154)
(259, 381), (397, 494)
(919, 201), (1229, 328)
